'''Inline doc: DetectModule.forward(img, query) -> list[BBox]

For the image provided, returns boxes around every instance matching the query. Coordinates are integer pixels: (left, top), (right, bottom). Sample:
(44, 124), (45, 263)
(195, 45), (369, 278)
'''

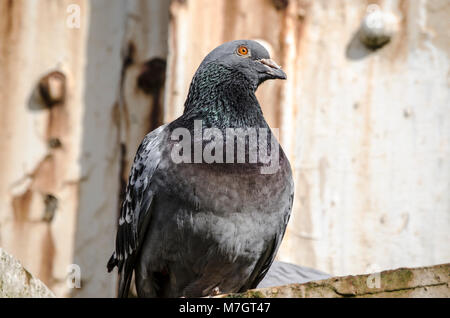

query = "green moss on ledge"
(218, 263), (449, 298)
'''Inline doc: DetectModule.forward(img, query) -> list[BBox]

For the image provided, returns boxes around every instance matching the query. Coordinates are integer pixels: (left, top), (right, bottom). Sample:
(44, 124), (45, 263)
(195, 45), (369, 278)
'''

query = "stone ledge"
(1, 246), (448, 298)
(0, 248), (55, 298)
(219, 263), (450, 298)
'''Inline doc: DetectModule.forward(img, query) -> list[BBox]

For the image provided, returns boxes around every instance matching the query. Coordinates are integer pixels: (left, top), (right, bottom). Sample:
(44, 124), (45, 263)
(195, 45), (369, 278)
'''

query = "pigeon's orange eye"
(237, 45), (249, 56)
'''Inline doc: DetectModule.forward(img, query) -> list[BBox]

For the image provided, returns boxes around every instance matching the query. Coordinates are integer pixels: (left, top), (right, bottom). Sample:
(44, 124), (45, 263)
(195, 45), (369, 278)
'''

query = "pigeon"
(107, 40), (294, 298)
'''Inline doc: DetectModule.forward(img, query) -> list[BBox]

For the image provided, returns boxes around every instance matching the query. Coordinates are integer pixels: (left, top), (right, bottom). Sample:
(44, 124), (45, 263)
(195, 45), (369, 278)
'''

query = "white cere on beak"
(259, 58), (282, 70)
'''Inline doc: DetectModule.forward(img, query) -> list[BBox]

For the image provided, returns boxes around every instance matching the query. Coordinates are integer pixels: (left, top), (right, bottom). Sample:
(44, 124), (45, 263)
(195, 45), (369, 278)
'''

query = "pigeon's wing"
(241, 187), (294, 291)
(107, 124), (168, 297)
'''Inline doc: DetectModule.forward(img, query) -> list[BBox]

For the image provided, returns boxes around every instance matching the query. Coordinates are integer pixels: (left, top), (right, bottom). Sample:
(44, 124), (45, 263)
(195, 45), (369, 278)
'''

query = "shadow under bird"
(107, 40), (294, 297)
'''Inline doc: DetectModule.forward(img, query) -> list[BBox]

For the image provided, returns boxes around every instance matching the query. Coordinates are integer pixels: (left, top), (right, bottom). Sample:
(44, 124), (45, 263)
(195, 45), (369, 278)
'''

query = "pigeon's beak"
(258, 58), (287, 80)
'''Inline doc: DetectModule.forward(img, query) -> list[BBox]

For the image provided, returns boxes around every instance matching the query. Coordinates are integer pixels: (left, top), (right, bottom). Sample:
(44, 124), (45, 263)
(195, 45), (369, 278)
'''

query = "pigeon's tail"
(107, 252), (134, 298)
(117, 260), (134, 298)
(107, 253), (117, 272)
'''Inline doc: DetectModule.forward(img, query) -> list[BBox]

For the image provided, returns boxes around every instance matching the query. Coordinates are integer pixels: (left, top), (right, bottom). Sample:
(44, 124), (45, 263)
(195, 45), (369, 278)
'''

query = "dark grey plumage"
(107, 40), (293, 297)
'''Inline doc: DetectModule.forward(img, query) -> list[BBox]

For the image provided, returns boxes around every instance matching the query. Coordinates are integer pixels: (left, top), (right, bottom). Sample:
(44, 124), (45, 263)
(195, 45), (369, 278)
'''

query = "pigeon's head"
(199, 40), (287, 88)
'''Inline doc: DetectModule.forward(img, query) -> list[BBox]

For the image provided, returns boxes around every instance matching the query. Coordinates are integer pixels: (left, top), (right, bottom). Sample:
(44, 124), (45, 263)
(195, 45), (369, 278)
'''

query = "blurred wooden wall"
(0, 0), (449, 297)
